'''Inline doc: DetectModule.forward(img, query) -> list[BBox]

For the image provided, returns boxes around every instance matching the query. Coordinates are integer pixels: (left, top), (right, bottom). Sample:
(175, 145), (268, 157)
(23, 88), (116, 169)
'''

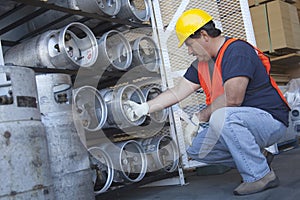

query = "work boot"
(233, 170), (280, 195)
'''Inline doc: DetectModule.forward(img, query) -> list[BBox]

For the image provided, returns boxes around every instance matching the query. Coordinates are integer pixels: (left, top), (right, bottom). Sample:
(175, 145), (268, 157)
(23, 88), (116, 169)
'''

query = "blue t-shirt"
(184, 38), (289, 126)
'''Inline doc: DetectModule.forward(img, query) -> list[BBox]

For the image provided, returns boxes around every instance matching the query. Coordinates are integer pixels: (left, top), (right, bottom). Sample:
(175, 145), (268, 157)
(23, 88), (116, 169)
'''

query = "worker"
(124, 9), (290, 195)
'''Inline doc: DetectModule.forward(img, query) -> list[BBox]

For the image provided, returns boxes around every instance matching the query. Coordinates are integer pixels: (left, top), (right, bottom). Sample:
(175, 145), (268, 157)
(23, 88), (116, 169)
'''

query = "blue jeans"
(187, 107), (287, 182)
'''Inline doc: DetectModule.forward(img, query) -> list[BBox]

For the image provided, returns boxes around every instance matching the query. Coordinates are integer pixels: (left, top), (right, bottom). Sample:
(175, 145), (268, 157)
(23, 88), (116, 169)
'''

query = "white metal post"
(0, 39), (4, 66)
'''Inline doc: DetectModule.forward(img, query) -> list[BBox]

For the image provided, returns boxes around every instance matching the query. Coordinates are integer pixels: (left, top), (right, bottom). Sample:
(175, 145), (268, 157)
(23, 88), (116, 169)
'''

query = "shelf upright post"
(0, 39), (4, 66)
(149, 0), (192, 186)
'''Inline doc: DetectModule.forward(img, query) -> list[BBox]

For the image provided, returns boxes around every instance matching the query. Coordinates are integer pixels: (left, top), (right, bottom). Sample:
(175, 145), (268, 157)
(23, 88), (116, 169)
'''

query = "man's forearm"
(198, 94), (226, 122)
(147, 88), (181, 113)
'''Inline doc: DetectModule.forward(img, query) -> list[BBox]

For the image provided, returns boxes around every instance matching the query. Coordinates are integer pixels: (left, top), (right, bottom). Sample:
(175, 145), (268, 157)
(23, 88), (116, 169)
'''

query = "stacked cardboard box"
(248, 0), (272, 7)
(250, 0), (300, 53)
(250, 4), (270, 51)
(295, 0), (300, 22)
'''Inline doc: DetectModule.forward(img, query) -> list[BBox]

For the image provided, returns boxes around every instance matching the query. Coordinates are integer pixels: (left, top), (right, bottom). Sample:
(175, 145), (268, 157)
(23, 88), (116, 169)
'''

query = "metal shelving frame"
(0, 0), (263, 192)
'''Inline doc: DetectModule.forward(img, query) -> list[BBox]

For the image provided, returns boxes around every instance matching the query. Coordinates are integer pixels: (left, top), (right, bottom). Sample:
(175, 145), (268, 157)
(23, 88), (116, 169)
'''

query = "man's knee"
(209, 107), (227, 131)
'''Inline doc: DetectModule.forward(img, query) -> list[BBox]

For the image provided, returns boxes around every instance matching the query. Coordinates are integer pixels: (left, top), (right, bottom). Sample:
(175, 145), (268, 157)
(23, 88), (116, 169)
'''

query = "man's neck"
(212, 36), (226, 58)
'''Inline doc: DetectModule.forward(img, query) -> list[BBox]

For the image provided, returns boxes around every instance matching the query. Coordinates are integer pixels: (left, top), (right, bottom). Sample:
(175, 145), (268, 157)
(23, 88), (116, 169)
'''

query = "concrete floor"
(98, 146), (300, 200)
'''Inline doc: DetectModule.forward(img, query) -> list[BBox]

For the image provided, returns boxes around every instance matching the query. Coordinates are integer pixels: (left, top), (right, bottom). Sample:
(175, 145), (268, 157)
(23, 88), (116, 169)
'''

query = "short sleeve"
(184, 60), (200, 84)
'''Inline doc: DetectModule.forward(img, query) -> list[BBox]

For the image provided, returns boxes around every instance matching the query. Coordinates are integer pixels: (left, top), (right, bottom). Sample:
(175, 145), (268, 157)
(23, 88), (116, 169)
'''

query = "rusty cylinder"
(0, 65), (54, 200)
(35, 73), (95, 200)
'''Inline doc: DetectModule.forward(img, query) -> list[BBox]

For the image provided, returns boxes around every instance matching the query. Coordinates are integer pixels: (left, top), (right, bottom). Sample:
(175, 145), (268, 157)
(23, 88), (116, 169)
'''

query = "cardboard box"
(267, 0), (300, 51)
(294, 0), (300, 22)
(250, 0), (300, 52)
(250, 4), (271, 51)
(248, 0), (273, 7)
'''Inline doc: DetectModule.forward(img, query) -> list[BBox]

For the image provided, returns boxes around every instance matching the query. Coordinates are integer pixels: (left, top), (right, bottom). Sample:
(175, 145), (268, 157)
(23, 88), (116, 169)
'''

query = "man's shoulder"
(225, 38), (256, 56)
(228, 38), (253, 49)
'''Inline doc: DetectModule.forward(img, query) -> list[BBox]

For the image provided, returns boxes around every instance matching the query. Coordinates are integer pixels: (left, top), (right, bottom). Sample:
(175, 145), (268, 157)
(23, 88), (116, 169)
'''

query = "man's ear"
(200, 30), (209, 42)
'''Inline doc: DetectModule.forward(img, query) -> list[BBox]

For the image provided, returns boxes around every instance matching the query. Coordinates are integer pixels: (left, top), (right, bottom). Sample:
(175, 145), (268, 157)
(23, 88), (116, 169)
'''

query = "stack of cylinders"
(0, 66), (54, 199)
(100, 84), (146, 129)
(35, 73), (95, 200)
(4, 22), (98, 70)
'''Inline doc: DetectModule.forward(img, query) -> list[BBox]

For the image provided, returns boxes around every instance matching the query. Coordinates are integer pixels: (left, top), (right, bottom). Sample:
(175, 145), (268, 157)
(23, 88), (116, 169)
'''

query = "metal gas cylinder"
(117, 0), (151, 22)
(95, 30), (132, 71)
(73, 85), (108, 132)
(291, 107), (300, 133)
(88, 146), (114, 194)
(0, 65), (54, 200)
(100, 84), (146, 129)
(101, 140), (147, 183)
(123, 84), (168, 138)
(141, 84), (168, 124)
(139, 134), (179, 173)
(35, 73), (95, 200)
(131, 36), (161, 72)
(26, 0), (78, 32)
(75, 0), (121, 16)
(5, 22), (98, 70)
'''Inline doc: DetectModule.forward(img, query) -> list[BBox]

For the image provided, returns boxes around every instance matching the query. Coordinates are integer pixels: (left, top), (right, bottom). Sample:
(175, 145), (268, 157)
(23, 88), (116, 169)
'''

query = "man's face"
(184, 37), (210, 62)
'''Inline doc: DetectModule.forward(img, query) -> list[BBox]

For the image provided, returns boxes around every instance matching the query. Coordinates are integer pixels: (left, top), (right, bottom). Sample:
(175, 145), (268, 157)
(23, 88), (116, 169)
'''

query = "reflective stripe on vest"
(197, 38), (290, 109)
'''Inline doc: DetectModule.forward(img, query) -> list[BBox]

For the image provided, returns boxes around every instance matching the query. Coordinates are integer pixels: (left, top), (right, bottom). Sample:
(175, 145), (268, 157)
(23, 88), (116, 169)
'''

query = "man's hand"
(184, 113), (200, 146)
(123, 100), (149, 121)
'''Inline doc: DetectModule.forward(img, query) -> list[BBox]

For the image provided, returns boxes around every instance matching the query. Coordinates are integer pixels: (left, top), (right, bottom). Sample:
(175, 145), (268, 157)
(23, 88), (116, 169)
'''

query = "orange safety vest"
(197, 38), (290, 109)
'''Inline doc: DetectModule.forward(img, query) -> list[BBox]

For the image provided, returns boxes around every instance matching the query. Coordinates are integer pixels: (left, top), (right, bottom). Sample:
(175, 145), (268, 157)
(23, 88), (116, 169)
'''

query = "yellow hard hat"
(175, 9), (213, 47)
